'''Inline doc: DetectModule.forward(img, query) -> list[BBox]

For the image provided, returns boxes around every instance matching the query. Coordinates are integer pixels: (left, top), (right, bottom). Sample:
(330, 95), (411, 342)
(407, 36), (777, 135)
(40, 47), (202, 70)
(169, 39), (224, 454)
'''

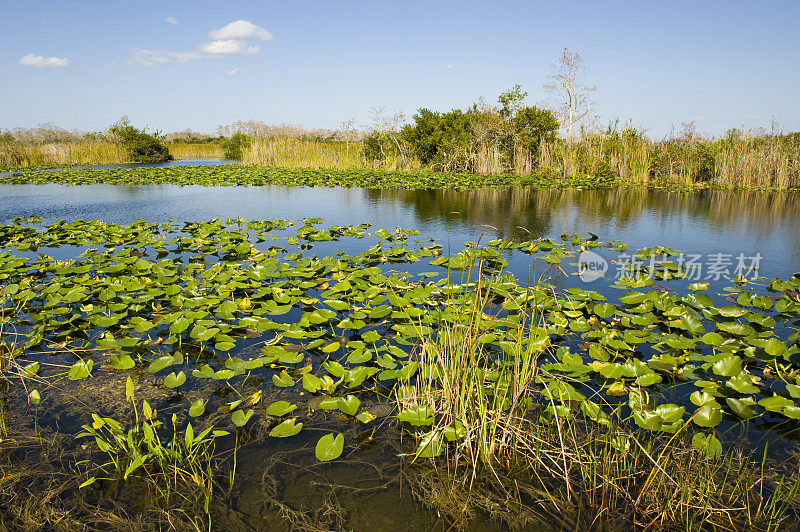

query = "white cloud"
(128, 19), (271, 66)
(226, 67), (240, 76)
(19, 53), (72, 68)
(200, 39), (259, 56)
(129, 49), (201, 66)
(170, 51), (203, 63)
(445, 64), (454, 69)
(111, 74), (131, 82)
(208, 20), (272, 41)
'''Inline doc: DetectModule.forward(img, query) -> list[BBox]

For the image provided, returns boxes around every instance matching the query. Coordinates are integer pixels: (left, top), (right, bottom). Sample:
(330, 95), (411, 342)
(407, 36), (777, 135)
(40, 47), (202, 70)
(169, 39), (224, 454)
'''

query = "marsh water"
(2, 184), (800, 530)
(2, 184), (799, 280)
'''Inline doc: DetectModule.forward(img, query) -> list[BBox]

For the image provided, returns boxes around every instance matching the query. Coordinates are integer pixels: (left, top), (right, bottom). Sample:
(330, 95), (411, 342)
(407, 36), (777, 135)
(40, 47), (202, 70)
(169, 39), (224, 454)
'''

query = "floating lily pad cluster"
(0, 165), (617, 190)
(2, 216), (800, 463)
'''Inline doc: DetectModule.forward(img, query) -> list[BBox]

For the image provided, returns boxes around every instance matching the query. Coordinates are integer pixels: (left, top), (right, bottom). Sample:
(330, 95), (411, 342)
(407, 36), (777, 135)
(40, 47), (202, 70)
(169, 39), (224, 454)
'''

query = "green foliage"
(513, 106), (559, 156)
(401, 109), (474, 170)
(108, 117), (172, 163)
(220, 133), (250, 160)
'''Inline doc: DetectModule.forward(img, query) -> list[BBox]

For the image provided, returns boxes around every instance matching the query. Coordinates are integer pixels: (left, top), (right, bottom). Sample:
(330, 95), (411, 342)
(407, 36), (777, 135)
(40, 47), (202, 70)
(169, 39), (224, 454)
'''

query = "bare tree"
(544, 48), (597, 142)
(367, 106), (409, 168)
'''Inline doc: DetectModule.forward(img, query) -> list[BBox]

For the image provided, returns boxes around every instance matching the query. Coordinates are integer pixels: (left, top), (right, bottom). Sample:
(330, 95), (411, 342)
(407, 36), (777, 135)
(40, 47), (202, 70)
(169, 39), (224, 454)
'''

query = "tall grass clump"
(0, 140), (128, 169)
(167, 142), (223, 160)
(398, 257), (800, 530)
(77, 376), (230, 520)
(243, 137), (371, 170)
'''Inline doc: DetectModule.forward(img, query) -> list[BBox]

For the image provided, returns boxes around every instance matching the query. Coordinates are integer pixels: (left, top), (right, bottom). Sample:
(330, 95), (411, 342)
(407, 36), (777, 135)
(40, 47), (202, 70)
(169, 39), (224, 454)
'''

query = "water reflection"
(1, 184), (798, 279)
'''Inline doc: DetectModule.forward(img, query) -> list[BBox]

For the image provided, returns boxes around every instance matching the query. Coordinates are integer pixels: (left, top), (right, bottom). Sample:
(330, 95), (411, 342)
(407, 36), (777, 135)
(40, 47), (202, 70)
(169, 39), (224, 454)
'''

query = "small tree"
(108, 117), (172, 163)
(544, 48), (597, 142)
(220, 133), (250, 160)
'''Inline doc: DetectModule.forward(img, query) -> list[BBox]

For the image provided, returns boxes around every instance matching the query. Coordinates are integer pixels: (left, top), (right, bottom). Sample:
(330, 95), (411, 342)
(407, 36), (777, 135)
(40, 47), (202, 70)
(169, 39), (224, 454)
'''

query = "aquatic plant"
(1, 216), (800, 528)
(77, 376), (229, 517)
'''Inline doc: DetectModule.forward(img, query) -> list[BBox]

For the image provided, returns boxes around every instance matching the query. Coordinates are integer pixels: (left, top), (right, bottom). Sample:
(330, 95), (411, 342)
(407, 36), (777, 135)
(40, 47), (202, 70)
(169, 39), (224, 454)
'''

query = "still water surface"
(2, 184), (798, 280)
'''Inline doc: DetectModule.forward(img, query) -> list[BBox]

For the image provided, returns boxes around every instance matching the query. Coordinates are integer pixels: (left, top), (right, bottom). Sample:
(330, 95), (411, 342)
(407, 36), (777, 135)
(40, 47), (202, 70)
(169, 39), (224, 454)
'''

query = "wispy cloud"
(129, 49), (202, 66)
(200, 40), (259, 56)
(128, 19), (272, 66)
(110, 74), (132, 82)
(226, 67), (240, 76)
(445, 64), (454, 69)
(19, 53), (72, 68)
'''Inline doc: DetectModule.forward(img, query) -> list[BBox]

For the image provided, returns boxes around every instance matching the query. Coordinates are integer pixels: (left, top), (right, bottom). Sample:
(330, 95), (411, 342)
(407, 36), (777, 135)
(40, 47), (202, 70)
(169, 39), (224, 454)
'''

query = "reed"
(399, 259), (800, 529)
(243, 137), (414, 171)
(0, 141), (128, 169)
(168, 142), (224, 160)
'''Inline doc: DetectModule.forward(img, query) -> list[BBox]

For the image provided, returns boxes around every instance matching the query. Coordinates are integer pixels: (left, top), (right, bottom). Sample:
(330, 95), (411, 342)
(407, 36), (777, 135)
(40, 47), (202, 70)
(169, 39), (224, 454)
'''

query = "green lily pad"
(315, 433), (344, 462)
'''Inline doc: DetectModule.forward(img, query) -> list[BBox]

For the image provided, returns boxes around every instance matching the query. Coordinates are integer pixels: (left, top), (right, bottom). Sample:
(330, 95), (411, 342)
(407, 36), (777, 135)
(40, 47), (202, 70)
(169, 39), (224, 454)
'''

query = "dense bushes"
(108, 117), (172, 163)
(220, 133), (251, 160)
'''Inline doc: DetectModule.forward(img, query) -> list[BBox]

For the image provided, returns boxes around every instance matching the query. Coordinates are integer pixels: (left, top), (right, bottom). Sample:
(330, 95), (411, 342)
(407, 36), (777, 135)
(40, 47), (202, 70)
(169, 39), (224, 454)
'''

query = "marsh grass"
(168, 142), (224, 160)
(397, 261), (800, 530)
(0, 141), (128, 169)
(540, 128), (800, 190)
(76, 376), (230, 522)
(243, 137), (413, 171)
(0, 425), (207, 531)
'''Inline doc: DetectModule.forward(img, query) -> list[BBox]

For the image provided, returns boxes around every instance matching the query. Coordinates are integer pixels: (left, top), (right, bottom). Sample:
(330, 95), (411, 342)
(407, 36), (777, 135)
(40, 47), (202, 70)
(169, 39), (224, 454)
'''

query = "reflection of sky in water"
(1, 184), (798, 282)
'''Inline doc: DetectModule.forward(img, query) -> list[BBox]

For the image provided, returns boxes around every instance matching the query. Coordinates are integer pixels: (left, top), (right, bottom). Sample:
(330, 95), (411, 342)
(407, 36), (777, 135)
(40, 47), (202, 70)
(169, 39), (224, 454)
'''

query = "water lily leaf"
(726, 374), (760, 394)
(323, 360), (346, 377)
(725, 397), (753, 419)
(338, 395), (361, 416)
(592, 302), (615, 319)
(765, 338), (789, 358)
(415, 431), (445, 458)
(783, 406), (800, 420)
(692, 433), (722, 459)
(787, 384), (800, 399)
(111, 354), (135, 370)
(266, 400), (297, 416)
(231, 408), (254, 427)
(690, 391), (718, 407)
(712, 355), (742, 377)
(356, 411), (376, 423)
(700, 332), (724, 346)
(270, 418), (303, 437)
(213, 369), (236, 380)
(148, 355), (175, 374)
(315, 433), (344, 462)
(192, 365), (214, 379)
(164, 371), (186, 388)
(272, 371), (294, 387)
(758, 395), (794, 412)
(693, 404), (722, 427)
(189, 399), (207, 417)
(303, 373), (323, 393)
(397, 405), (434, 426)
(28, 389), (41, 405)
(68, 360), (93, 381)
(680, 314), (705, 335)
(688, 282), (710, 291)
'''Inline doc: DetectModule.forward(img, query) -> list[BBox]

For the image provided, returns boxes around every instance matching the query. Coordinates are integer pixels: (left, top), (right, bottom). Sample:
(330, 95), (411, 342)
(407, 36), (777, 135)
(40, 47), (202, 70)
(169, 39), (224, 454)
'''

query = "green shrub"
(220, 133), (250, 160)
(108, 117), (172, 163)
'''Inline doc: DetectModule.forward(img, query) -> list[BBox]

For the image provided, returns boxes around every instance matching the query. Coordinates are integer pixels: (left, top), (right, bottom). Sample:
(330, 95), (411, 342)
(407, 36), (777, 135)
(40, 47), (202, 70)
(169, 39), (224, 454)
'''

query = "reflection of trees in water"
(366, 187), (800, 253)
(364, 188), (554, 239)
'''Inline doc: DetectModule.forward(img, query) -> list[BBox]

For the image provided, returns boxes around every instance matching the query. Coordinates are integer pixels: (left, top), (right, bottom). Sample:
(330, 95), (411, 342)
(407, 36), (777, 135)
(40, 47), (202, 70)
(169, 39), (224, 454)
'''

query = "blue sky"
(1, 0), (798, 137)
